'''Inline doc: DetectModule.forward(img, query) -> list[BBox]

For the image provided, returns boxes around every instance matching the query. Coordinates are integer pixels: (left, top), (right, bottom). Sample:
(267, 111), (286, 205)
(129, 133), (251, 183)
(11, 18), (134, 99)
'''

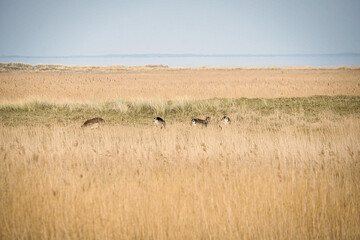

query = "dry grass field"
(0, 63), (360, 239)
(0, 63), (359, 103)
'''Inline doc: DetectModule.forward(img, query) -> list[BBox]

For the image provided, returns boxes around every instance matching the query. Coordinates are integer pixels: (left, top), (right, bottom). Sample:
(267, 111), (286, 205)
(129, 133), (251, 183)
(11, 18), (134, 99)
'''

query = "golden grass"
(1, 113), (359, 239)
(1, 65), (360, 239)
(1, 66), (359, 103)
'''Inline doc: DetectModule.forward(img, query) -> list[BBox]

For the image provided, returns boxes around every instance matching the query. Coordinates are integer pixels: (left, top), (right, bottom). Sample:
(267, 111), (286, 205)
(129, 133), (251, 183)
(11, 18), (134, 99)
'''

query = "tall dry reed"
(1, 114), (359, 239)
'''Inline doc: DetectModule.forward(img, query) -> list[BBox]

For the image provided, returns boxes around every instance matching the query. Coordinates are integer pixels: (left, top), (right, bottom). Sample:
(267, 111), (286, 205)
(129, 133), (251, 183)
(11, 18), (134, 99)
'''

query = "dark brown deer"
(81, 117), (105, 129)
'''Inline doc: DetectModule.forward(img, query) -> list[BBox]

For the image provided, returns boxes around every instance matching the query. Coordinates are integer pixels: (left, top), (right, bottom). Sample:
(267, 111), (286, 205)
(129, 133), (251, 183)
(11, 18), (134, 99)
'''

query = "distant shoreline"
(2, 53), (360, 58)
(2, 53), (360, 67)
(1, 62), (360, 73)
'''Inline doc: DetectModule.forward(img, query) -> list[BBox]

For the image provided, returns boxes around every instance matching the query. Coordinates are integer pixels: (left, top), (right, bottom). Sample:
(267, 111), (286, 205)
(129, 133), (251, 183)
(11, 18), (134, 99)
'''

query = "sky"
(0, 0), (360, 56)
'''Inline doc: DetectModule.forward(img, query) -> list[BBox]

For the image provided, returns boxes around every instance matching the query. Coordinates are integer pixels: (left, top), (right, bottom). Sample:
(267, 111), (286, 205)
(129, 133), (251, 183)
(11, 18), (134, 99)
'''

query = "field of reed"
(0, 65), (359, 239)
(1, 113), (359, 239)
(1, 64), (359, 103)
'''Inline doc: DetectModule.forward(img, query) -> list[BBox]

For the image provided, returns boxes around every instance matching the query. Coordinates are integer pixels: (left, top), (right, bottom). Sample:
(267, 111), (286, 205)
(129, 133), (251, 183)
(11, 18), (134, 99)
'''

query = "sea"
(1, 54), (360, 67)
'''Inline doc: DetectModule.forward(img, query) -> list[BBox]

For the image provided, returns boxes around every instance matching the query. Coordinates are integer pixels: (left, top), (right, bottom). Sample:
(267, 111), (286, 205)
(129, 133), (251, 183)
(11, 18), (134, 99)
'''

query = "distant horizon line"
(1, 53), (360, 58)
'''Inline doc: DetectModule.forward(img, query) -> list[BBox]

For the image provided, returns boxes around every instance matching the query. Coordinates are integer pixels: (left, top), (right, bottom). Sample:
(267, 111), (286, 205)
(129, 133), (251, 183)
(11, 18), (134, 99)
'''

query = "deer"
(191, 117), (211, 127)
(221, 116), (231, 125)
(153, 117), (166, 129)
(81, 117), (105, 129)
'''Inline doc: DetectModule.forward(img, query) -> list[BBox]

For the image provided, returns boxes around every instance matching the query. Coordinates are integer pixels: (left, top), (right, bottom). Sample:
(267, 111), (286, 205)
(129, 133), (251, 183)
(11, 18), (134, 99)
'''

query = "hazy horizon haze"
(1, 0), (360, 66)
(1, 0), (360, 56)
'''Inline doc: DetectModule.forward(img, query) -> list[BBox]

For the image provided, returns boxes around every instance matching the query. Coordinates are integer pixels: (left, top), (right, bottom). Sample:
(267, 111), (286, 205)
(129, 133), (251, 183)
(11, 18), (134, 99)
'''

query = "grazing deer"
(191, 117), (211, 127)
(221, 116), (231, 125)
(153, 117), (166, 129)
(81, 117), (105, 129)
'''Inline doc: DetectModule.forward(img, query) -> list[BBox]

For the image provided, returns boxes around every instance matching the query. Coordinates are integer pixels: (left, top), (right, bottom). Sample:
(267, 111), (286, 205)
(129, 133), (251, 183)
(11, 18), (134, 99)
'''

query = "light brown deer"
(221, 116), (231, 125)
(191, 117), (211, 127)
(153, 117), (166, 129)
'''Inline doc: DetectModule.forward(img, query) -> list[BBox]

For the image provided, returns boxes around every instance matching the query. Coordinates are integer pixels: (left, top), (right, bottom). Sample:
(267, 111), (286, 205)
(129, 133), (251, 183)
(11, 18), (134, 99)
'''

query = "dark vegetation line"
(0, 96), (359, 126)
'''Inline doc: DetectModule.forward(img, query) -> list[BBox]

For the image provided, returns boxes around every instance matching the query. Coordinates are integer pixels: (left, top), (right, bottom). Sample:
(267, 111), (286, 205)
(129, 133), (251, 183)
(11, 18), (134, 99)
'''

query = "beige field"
(0, 64), (359, 103)
(0, 64), (360, 239)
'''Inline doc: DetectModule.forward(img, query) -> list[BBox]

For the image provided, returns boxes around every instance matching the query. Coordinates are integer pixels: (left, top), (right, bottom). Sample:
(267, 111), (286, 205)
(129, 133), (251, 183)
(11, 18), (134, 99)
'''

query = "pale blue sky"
(0, 0), (360, 56)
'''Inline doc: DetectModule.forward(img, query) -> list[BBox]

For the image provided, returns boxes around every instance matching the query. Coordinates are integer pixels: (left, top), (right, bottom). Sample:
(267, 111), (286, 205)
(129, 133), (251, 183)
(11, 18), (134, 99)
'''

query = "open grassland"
(0, 96), (359, 127)
(1, 64), (360, 239)
(1, 63), (359, 102)
(1, 116), (359, 239)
